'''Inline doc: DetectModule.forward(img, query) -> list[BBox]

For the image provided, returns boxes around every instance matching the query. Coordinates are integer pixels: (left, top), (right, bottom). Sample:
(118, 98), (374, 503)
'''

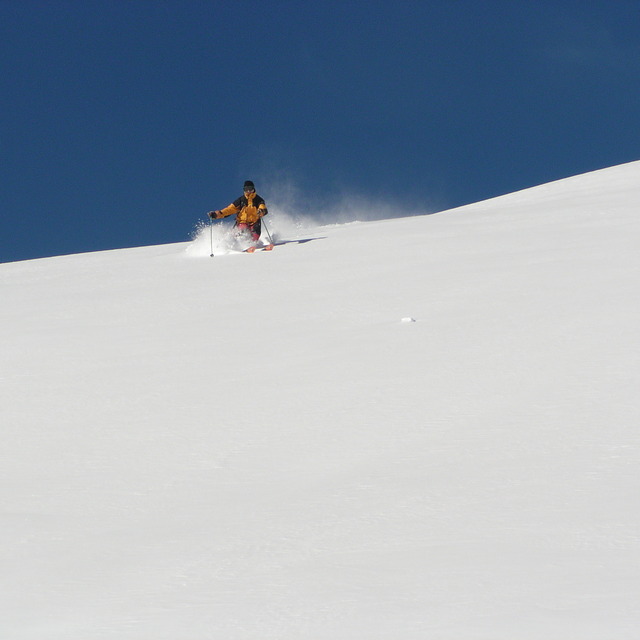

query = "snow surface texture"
(2, 162), (639, 638)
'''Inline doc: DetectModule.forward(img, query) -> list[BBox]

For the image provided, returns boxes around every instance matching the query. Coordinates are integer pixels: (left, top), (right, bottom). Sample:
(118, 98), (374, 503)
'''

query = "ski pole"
(262, 216), (274, 246)
(209, 215), (214, 257)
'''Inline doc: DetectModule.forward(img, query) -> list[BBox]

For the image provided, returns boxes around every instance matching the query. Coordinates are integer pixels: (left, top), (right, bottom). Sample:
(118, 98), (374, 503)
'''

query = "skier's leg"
(249, 220), (261, 242)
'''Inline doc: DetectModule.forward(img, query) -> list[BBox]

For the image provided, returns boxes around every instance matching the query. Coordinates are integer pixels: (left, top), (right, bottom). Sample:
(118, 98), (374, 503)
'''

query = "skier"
(208, 180), (273, 252)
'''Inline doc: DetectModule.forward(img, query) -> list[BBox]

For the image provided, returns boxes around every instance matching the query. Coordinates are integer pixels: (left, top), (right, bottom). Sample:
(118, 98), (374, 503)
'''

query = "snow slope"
(1, 161), (639, 639)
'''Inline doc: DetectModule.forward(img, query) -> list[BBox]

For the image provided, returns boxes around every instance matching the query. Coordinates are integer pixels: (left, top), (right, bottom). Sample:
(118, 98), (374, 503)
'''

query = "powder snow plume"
(186, 177), (436, 257)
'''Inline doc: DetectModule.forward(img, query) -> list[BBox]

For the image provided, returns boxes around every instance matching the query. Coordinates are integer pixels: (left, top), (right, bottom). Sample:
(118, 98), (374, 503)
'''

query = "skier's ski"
(243, 244), (274, 253)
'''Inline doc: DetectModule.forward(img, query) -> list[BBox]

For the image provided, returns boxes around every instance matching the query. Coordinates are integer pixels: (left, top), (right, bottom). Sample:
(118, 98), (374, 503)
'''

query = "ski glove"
(208, 211), (223, 219)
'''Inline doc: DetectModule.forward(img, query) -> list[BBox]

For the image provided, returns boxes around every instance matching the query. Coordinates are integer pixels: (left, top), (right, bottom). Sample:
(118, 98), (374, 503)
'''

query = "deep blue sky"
(2, 1), (639, 263)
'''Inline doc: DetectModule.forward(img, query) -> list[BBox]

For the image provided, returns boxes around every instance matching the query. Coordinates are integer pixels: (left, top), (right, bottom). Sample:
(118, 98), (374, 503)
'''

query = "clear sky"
(2, 0), (639, 263)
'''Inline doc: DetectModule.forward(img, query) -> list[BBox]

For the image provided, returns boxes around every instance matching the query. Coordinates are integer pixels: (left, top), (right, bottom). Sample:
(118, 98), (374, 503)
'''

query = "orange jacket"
(218, 192), (267, 225)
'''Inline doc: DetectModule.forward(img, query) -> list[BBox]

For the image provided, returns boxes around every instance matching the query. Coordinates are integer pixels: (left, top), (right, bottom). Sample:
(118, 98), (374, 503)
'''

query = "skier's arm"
(211, 202), (240, 219)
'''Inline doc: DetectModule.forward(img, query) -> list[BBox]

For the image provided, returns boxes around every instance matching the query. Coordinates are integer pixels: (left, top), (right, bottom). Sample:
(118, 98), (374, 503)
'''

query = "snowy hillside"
(2, 161), (639, 639)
